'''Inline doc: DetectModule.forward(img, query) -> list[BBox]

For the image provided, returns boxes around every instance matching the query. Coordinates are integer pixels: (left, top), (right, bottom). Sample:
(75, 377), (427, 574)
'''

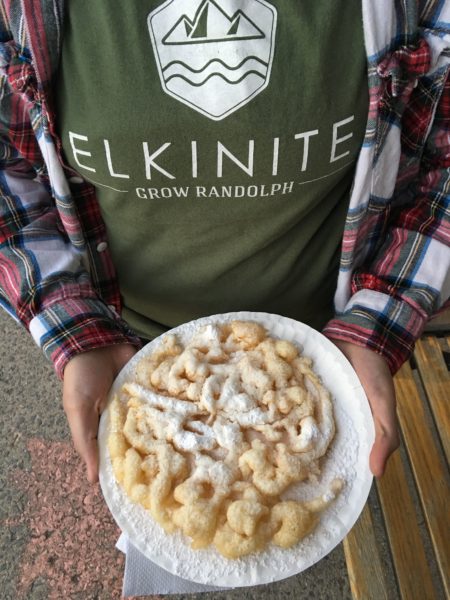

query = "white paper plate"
(99, 312), (374, 587)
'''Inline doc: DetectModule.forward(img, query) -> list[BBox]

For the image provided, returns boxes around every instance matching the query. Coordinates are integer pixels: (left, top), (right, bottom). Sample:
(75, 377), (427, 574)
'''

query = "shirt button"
(69, 175), (84, 184)
(96, 241), (108, 252)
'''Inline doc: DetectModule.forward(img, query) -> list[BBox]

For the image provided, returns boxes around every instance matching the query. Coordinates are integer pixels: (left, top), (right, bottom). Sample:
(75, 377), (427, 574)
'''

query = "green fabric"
(56, 0), (368, 338)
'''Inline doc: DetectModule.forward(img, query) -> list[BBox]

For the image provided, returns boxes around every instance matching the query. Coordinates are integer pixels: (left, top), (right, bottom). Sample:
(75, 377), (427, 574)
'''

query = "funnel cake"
(107, 320), (342, 558)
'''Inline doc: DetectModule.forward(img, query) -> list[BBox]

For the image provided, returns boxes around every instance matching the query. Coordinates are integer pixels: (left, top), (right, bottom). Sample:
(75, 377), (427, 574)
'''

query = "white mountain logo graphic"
(148, 0), (277, 120)
(162, 1), (265, 45)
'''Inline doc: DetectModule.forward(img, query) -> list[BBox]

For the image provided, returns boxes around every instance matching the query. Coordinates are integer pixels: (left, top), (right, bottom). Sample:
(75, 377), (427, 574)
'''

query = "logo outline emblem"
(148, 0), (277, 121)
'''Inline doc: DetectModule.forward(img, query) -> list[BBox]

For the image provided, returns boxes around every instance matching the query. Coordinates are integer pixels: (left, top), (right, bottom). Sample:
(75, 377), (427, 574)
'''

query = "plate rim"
(99, 311), (374, 586)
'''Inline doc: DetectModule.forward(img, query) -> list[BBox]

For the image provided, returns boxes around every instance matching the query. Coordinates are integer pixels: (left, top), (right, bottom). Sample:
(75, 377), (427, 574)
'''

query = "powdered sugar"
(99, 312), (373, 587)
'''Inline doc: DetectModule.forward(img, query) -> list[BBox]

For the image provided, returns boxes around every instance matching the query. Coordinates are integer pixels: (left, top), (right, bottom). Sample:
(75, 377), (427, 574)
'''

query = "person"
(0, 0), (449, 488)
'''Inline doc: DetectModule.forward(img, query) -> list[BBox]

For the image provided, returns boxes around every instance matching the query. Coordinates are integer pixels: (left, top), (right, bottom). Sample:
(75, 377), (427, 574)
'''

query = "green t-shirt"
(56, 0), (368, 338)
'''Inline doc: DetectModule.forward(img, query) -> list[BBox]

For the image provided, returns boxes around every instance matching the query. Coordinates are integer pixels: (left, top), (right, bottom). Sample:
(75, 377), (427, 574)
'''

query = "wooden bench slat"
(376, 445), (437, 599)
(343, 502), (390, 600)
(342, 329), (448, 599)
(395, 357), (450, 597)
(414, 336), (450, 464)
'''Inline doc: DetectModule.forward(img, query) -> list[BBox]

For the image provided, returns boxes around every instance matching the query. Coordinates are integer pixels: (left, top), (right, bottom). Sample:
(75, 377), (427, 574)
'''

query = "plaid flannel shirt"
(0, 0), (449, 378)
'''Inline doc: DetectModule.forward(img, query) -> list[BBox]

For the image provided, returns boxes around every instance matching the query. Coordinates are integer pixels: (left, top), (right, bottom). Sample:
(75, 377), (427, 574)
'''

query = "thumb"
(369, 419), (400, 478)
(328, 338), (399, 478)
(62, 344), (137, 483)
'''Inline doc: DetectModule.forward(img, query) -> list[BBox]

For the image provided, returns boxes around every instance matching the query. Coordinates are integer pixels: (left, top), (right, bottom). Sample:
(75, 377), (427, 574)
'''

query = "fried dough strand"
(108, 321), (342, 558)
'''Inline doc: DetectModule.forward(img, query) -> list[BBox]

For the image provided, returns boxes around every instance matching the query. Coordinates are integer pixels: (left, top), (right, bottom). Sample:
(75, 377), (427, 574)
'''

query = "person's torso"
(56, 0), (368, 338)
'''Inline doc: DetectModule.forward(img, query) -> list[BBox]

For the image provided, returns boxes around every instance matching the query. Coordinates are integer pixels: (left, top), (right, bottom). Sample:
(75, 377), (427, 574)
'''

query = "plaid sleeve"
(0, 62), (141, 379)
(324, 74), (450, 373)
(0, 152), (142, 379)
(0, 154), (142, 379)
(29, 298), (142, 379)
